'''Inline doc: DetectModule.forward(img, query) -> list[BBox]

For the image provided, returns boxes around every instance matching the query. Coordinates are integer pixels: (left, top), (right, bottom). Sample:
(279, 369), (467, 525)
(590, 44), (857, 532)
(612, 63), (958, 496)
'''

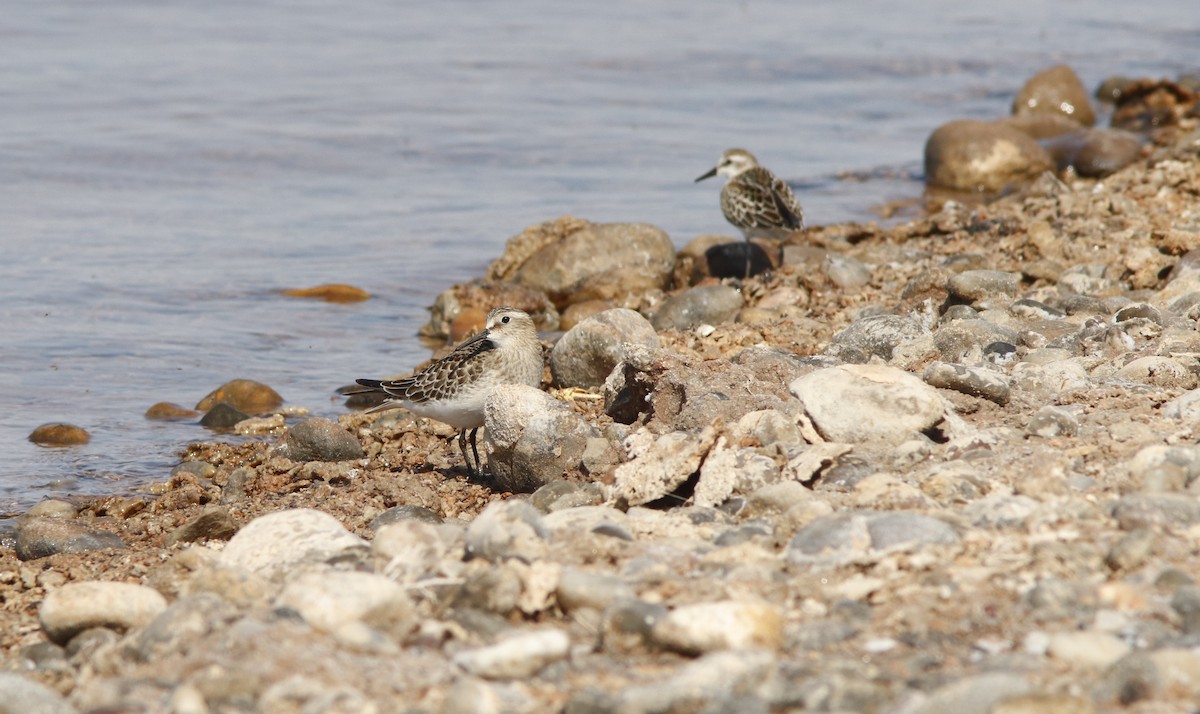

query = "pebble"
(504, 221), (675, 307)
(371, 520), (448, 584)
(279, 417), (364, 462)
(275, 569), (415, 637)
(164, 505), (238, 546)
(649, 600), (783, 654)
(484, 384), (598, 492)
(824, 253), (872, 289)
(453, 628), (570, 680)
(464, 500), (548, 563)
(195, 378), (283, 414)
(649, 284), (743, 332)
(1012, 64), (1096, 126)
(549, 308), (660, 389)
(1047, 630), (1131, 668)
(909, 672), (1030, 714)
(0, 672), (77, 714)
(144, 401), (201, 420)
(128, 593), (236, 663)
(39, 581), (167, 645)
(198, 402), (250, 429)
(218, 508), (369, 579)
(947, 270), (1021, 303)
(1112, 356), (1195, 388)
(15, 517), (127, 561)
(369, 504), (443, 529)
(611, 427), (717, 507)
(556, 569), (635, 613)
(924, 119), (1053, 192)
(1025, 405), (1079, 438)
(825, 314), (927, 362)
(27, 422), (90, 446)
(790, 364), (951, 444)
(923, 361), (1011, 404)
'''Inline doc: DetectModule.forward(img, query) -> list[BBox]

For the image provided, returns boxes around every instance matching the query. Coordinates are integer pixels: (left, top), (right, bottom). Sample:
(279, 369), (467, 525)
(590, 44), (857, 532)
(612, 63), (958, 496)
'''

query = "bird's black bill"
(695, 167), (718, 182)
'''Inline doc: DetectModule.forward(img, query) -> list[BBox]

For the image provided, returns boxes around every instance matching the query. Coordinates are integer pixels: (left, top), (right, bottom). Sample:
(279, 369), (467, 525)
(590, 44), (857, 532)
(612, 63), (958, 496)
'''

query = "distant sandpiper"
(696, 148), (805, 275)
(350, 306), (543, 475)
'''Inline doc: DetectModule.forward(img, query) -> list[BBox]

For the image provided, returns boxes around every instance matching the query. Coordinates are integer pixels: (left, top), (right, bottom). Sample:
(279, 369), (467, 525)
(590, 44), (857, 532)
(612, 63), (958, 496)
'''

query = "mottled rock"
(787, 511), (958, 562)
(15, 518), (126, 561)
(611, 427), (717, 507)
(39, 581), (167, 645)
(219, 508), (368, 579)
(649, 600), (784, 654)
(164, 505), (238, 546)
(790, 364), (953, 444)
(128, 593), (237, 664)
(1112, 356), (1195, 388)
(824, 253), (872, 289)
(27, 423), (90, 447)
(649, 284), (743, 332)
(1012, 64), (1096, 126)
(195, 378), (283, 414)
(923, 361), (1010, 404)
(694, 436), (781, 507)
(557, 569), (635, 613)
(464, 500), (548, 563)
(372, 520), (447, 584)
(423, 279), (559, 340)
(947, 270), (1021, 303)
(280, 417), (364, 462)
(500, 220), (675, 307)
(934, 320), (1020, 362)
(369, 504), (443, 529)
(550, 308), (659, 389)
(453, 628), (570, 680)
(613, 650), (776, 713)
(825, 314), (928, 362)
(1026, 406), (1079, 438)
(924, 119), (1054, 192)
(484, 384), (598, 492)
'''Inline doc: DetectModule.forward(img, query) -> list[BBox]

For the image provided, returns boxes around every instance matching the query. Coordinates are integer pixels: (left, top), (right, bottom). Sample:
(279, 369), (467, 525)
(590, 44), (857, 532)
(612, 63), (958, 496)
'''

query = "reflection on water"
(1, 0), (1195, 513)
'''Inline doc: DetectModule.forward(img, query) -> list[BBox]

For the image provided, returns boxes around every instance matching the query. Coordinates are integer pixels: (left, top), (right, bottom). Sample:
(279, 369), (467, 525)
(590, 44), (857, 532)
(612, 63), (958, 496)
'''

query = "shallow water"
(1, 0), (1195, 515)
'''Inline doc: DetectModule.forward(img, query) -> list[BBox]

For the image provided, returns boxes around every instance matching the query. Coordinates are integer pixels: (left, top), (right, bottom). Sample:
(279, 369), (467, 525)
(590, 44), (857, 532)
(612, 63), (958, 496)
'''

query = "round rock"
(195, 378), (283, 414)
(464, 499), (548, 563)
(825, 314), (927, 362)
(276, 569), (415, 637)
(15, 518), (126, 561)
(924, 119), (1054, 192)
(39, 581), (167, 645)
(281, 417), (364, 462)
(484, 384), (599, 492)
(550, 308), (659, 389)
(27, 423), (90, 447)
(1012, 64), (1096, 127)
(0, 672), (77, 714)
(453, 628), (570, 680)
(219, 508), (368, 579)
(649, 284), (743, 332)
(649, 600), (784, 654)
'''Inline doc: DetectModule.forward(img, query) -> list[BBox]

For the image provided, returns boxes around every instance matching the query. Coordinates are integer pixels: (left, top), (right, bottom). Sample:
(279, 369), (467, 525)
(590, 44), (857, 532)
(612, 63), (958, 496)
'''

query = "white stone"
(789, 364), (950, 443)
(39, 581), (167, 644)
(1046, 630), (1131, 668)
(650, 600), (783, 654)
(219, 508), (367, 580)
(276, 568), (415, 637)
(453, 628), (571, 679)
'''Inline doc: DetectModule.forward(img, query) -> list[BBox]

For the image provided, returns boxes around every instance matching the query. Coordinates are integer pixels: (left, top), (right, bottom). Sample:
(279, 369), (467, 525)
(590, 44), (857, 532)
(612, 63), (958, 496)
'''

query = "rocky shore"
(4, 67), (1200, 713)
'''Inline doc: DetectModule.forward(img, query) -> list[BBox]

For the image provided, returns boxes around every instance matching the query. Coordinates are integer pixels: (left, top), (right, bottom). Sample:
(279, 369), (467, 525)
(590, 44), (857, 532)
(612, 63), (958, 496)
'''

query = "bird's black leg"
(458, 429), (472, 475)
(469, 428), (482, 476)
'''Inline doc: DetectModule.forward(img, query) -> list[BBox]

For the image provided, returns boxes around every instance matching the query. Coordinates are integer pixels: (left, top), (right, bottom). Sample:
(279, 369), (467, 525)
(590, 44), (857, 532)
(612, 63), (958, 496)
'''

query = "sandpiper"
(696, 148), (805, 276)
(349, 306), (543, 475)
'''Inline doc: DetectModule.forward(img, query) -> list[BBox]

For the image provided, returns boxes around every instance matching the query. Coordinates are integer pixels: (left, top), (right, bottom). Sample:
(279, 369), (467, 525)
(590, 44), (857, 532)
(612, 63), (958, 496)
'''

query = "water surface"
(2, 0), (1195, 514)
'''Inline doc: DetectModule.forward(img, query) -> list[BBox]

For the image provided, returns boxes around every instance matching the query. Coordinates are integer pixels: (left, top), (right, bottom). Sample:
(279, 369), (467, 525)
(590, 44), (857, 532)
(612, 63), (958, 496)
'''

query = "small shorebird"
(349, 306), (543, 476)
(696, 148), (805, 276)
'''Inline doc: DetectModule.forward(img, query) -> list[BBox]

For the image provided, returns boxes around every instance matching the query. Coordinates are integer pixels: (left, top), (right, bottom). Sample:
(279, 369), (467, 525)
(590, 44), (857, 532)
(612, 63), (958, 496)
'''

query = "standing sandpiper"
(696, 148), (805, 275)
(349, 306), (543, 476)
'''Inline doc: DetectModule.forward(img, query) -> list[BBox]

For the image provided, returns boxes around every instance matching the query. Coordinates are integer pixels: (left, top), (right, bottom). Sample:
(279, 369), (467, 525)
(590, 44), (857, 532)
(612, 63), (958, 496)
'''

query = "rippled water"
(2, 0), (1195, 515)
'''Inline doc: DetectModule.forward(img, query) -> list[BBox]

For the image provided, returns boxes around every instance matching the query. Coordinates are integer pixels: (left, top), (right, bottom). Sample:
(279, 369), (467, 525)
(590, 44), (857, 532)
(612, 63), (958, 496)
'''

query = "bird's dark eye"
(501, 316), (510, 323)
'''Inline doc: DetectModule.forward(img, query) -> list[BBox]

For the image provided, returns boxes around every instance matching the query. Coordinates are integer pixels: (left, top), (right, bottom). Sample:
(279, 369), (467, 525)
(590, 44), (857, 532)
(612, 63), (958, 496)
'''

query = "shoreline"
(4, 78), (1200, 712)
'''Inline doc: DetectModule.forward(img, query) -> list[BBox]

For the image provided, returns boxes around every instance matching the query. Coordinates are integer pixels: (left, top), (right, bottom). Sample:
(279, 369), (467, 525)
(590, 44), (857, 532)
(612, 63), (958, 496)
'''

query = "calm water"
(1, 0), (1195, 515)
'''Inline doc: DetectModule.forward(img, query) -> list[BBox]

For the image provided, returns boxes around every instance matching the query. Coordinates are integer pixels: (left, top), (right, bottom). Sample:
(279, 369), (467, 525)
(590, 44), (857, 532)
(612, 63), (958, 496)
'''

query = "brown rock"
(448, 307), (489, 343)
(195, 379), (283, 415)
(1043, 129), (1144, 178)
(423, 279), (559, 341)
(280, 283), (370, 303)
(560, 300), (613, 331)
(1012, 64), (1096, 127)
(1110, 78), (1197, 131)
(144, 402), (200, 420)
(493, 219), (675, 308)
(1002, 112), (1086, 140)
(924, 119), (1054, 192)
(165, 505), (239, 546)
(28, 423), (90, 447)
